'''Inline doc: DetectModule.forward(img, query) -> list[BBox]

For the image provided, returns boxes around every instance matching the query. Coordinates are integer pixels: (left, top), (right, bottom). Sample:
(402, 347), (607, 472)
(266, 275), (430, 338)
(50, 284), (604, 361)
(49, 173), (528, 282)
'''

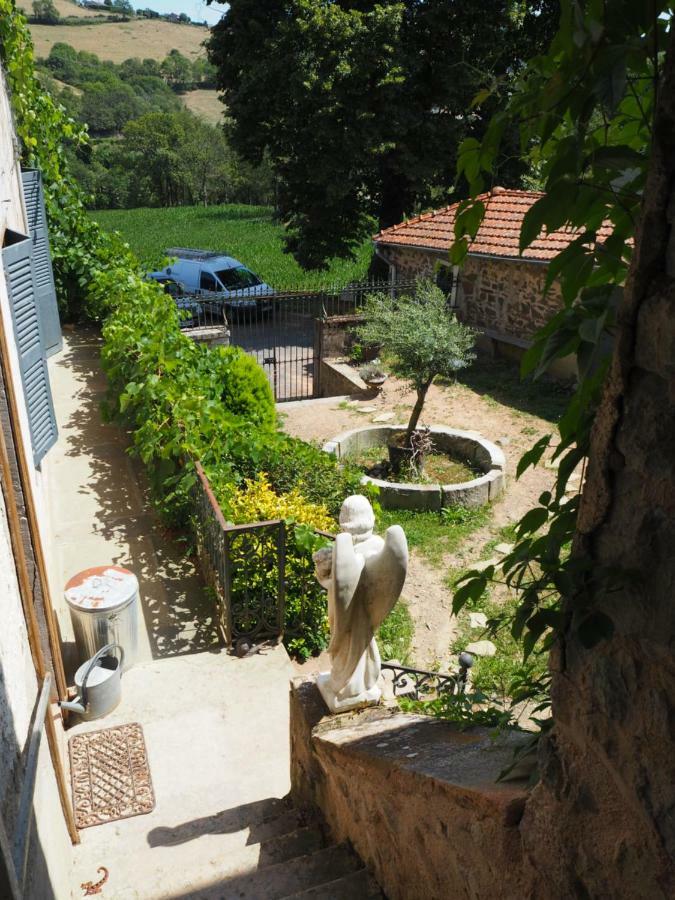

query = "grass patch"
(92, 204), (373, 288)
(376, 505), (490, 568)
(377, 600), (414, 664)
(451, 591), (547, 705)
(452, 358), (572, 423)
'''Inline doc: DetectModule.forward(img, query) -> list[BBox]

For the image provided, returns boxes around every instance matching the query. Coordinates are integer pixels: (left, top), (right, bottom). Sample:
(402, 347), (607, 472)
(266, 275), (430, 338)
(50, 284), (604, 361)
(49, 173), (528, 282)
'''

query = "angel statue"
(313, 495), (408, 713)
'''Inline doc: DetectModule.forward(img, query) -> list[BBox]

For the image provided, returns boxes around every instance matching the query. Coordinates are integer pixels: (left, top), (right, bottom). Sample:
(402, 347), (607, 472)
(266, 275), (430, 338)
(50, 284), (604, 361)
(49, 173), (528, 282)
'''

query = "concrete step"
(257, 825), (324, 868)
(184, 842), (363, 899)
(282, 866), (383, 899)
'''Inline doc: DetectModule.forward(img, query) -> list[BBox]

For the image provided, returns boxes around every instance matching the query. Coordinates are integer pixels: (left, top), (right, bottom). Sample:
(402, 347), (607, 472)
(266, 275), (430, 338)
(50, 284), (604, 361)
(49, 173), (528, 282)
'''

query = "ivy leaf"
(516, 434), (551, 479)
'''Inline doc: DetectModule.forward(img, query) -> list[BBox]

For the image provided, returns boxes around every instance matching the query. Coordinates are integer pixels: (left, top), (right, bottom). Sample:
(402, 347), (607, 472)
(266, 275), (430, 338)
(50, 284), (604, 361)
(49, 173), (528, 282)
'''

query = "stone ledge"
(318, 358), (369, 398)
(290, 676), (529, 900)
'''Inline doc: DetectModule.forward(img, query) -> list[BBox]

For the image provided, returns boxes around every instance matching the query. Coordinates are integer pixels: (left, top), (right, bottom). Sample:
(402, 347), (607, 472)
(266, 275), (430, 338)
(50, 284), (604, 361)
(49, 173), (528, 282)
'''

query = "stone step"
(256, 825), (325, 868)
(185, 842), (363, 899)
(252, 805), (319, 844)
(282, 866), (383, 899)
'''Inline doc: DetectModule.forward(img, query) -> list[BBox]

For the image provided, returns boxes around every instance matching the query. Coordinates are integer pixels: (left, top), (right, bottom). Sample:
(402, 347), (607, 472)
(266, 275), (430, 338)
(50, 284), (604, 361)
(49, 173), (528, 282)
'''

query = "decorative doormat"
(69, 723), (155, 829)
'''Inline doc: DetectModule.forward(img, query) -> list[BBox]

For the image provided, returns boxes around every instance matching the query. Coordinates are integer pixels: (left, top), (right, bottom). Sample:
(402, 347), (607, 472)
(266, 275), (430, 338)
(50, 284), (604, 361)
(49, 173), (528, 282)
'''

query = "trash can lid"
(64, 566), (138, 611)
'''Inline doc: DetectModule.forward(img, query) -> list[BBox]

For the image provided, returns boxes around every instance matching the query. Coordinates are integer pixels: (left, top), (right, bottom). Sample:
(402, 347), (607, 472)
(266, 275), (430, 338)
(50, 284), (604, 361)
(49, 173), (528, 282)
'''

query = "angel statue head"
(338, 494), (375, 543)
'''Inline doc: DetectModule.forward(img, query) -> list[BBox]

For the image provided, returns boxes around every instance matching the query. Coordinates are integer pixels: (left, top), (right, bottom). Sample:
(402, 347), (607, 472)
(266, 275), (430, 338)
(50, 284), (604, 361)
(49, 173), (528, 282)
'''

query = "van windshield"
(215, 267), (262, 290)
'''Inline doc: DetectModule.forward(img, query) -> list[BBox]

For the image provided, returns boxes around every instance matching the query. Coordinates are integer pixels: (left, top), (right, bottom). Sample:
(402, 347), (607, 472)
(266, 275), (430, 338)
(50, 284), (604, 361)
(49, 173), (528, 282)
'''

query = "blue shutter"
(2, 230), (58, 467)
(21, 170), (62, 357)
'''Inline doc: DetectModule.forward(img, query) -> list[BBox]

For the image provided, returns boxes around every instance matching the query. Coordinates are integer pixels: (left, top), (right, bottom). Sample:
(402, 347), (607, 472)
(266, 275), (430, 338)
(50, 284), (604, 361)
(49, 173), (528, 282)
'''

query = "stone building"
(373, 187), (613, 377)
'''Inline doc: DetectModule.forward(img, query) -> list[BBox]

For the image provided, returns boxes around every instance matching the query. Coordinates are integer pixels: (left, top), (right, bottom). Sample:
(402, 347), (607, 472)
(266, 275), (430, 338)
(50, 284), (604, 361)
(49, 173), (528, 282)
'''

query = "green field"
(92, 205), (373, 288)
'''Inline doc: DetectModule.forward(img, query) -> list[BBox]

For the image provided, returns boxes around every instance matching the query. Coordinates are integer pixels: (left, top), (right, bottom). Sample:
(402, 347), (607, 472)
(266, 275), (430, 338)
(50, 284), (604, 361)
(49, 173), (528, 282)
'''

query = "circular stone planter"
(323, 425), (506, 512)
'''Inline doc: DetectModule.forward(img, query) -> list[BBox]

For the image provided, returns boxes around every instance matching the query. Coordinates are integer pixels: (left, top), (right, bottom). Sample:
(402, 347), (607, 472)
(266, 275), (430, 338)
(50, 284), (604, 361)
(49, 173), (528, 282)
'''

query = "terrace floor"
(44, 330), (297, 899)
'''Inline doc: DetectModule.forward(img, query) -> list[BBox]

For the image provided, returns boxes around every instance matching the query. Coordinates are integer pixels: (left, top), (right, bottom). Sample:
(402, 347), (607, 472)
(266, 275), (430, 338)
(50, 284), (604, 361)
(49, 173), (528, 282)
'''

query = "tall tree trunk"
(520, 29), (675, 898)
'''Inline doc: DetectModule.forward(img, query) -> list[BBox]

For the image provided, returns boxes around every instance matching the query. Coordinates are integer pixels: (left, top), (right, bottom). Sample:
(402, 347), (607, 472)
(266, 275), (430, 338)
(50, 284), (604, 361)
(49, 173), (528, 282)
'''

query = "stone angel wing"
(361, 524), (408, 630)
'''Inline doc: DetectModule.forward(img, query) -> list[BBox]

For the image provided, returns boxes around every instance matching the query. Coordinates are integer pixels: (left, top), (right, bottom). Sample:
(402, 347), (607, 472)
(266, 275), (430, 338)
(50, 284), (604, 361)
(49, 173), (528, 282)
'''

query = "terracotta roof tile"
(373, 188), (614, 263)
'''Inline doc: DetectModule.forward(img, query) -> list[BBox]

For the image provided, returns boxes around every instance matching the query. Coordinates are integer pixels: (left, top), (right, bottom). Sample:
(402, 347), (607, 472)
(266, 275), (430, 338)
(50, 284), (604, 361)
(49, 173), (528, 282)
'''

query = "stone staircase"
(180, 796), (383, 900)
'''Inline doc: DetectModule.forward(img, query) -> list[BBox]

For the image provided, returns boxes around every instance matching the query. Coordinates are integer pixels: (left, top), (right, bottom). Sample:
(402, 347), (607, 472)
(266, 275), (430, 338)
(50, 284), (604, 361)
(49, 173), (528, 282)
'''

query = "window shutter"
(2, 232), (58, 467)
(21, 169), (62, 357)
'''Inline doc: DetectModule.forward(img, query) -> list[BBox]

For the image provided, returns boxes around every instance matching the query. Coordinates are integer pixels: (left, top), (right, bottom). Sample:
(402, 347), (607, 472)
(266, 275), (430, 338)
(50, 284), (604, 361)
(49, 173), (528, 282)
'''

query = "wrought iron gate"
(182, 280), (417, 402)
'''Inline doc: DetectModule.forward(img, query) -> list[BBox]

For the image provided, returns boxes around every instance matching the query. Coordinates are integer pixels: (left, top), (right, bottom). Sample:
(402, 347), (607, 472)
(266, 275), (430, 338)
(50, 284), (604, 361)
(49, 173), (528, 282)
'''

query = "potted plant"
(357, 279), (476, 473)
(359, 359), (387, 390)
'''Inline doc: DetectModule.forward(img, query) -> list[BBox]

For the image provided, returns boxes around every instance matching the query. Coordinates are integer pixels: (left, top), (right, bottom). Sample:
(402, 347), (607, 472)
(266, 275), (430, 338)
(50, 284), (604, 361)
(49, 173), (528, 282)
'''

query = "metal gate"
(183, 280), (416, 402)
(229, 289), (328, 402)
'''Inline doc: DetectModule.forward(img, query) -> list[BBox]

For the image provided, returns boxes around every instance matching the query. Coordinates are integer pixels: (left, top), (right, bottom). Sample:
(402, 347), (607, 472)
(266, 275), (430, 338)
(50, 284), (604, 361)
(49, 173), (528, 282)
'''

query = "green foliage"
(357, 279), (476, 438)
(450, 0), (671, 727)
(31, 0), (59, 23)
(208, 0), (558, 268)
(377, 600), (414, 664)
(90, 205), (373, 287)
(36, 42), (241, 208)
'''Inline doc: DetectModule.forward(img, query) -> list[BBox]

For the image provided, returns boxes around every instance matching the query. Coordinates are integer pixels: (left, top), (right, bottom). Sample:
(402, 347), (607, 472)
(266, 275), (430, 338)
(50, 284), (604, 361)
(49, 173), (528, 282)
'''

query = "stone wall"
(458, 256), (562, 342)
(291, 678), (530, 900)
(315, 314), (368, 360)
(377, 244), (563, 343)
(318, 359), (369, 398)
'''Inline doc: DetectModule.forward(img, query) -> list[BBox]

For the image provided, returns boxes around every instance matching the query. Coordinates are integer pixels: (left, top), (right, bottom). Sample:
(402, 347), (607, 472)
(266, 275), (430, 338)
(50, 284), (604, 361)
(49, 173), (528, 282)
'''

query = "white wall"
(0, 65), (72, 899)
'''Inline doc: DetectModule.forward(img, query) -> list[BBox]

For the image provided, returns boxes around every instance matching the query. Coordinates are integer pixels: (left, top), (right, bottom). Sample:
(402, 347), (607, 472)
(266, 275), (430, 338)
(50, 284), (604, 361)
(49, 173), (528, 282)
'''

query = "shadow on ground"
(53, 328), (222, 661)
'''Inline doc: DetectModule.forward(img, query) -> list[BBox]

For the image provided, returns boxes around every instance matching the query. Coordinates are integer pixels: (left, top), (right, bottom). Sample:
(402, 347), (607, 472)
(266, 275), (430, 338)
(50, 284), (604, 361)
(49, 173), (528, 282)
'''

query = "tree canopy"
(207, 0), (558, 268)
(357, 279), (475, 440)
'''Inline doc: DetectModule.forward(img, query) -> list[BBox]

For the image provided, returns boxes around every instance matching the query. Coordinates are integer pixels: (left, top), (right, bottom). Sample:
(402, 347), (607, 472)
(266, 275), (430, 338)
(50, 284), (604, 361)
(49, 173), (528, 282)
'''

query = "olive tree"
(357, 279), (476, 446)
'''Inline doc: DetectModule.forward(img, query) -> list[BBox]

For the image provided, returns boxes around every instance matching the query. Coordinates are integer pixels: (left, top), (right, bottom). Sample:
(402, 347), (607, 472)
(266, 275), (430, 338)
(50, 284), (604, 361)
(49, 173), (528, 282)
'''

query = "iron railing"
(192, 463), (475, 692)
(381, 657), (473, 701)
(192, 461), (332, 648)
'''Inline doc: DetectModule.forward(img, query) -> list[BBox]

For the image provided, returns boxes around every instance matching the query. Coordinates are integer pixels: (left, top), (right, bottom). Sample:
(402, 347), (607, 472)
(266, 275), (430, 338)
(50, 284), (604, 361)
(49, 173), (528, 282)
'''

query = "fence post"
(277, 522), (286, 638)
(222, 529), (233, 645)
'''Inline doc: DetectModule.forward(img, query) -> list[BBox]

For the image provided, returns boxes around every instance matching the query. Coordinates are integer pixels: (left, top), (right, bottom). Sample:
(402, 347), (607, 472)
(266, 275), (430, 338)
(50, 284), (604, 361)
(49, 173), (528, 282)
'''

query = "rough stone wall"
(377, 245), (563, 343)
(315, 314), (365, 359)
(518, 31), (675, 899)
(377, 245), (438, 280)
(291, 679), (529, 900)
(458, 256), (561, 341)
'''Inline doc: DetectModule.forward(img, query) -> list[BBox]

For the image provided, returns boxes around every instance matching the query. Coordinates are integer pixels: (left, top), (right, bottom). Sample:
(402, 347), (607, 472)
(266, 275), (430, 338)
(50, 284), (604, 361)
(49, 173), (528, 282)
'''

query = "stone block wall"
(376, 244), (564, 344)
(291, 678), (530, 900)
(458, 256), (562, 342)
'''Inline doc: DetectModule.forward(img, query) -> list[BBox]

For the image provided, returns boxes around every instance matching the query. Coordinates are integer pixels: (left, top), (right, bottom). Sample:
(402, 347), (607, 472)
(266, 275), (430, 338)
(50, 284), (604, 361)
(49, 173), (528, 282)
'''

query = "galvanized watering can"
(60, 643), (124, 720)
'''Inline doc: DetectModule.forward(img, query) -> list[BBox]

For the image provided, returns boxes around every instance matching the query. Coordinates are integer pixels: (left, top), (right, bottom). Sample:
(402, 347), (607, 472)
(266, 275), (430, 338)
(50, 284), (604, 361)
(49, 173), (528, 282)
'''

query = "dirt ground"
(280, 362), (573, 670)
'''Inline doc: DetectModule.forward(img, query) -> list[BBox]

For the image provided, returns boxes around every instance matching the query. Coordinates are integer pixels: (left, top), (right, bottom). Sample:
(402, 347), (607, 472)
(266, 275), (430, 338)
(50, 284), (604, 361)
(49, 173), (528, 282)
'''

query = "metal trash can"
(64, 566), (139, 672)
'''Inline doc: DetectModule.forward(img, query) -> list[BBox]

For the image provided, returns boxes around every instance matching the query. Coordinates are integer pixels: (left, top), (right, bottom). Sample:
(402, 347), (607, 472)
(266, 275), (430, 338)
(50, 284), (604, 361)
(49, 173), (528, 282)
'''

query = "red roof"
(373, 187), (614, 263)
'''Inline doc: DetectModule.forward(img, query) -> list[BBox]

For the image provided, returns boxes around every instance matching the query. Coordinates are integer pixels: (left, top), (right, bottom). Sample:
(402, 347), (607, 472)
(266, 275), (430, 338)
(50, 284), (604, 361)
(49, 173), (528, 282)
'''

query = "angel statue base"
(313, 495), (408, 714)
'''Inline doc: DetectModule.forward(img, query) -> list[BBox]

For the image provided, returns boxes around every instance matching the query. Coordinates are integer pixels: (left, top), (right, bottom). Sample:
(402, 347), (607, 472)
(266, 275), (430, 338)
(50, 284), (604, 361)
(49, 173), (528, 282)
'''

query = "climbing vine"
(0, 3), (364, 658)
(450, 1), (671, 730)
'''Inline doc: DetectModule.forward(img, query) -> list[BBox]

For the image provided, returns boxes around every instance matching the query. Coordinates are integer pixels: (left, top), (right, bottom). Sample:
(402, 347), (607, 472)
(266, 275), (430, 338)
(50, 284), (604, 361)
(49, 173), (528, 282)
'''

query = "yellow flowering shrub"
(225, 473), (334, 532)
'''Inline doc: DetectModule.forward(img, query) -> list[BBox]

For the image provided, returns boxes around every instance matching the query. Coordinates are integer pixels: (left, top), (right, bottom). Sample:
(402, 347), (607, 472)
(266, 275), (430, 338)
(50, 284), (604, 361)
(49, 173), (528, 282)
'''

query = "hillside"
(181, 88), (223, 124)
(92, 205), (372, 288)
(20, 0), (222, 121)
(26, 17), (209, 64)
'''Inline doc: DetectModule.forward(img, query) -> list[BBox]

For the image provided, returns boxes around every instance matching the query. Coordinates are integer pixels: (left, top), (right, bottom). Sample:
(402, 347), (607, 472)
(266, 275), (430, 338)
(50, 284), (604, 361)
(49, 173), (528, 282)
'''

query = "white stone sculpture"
(313, 495), (408, 713)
